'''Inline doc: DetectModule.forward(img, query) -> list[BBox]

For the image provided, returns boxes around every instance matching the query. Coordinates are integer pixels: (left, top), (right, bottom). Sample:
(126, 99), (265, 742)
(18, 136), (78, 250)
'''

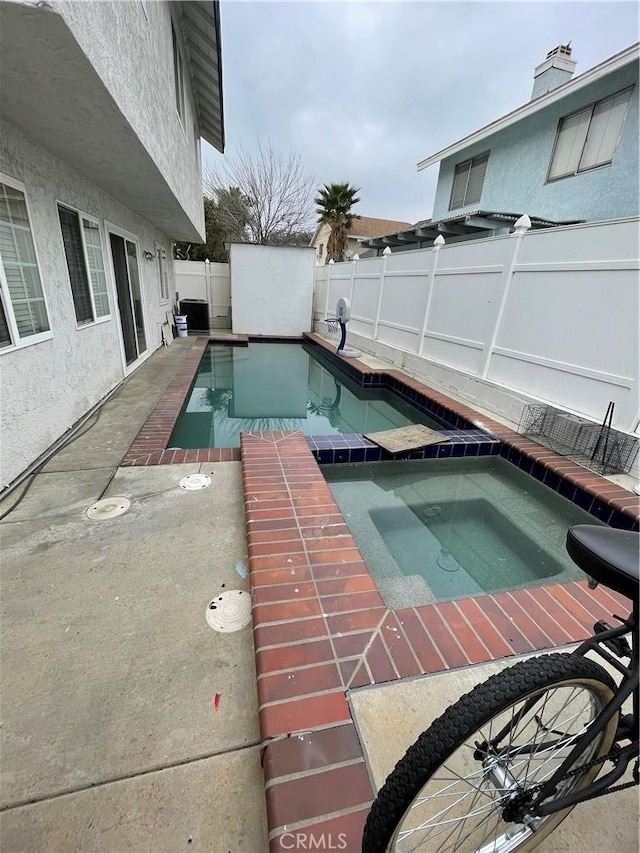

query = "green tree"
(174, 197), (224, 262)
(314, 182), (361, 263)
(174, 189), (250, 262)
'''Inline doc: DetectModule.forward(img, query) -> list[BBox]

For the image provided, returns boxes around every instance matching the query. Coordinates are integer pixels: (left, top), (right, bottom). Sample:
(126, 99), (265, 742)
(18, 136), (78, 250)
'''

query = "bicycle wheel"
(362, 653), (618, 853)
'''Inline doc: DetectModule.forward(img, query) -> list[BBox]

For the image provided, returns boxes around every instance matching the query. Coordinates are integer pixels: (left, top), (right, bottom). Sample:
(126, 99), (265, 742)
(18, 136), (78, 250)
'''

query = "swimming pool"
(169, 342), (444, 448)
(324, 457), (600, 608)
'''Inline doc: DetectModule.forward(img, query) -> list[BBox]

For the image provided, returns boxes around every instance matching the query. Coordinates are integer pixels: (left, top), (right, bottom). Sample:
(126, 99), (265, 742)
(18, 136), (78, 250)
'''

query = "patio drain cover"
(86, 497), (130, 520)
(180, 474), (211, 490)
(206, 590), (252, 633)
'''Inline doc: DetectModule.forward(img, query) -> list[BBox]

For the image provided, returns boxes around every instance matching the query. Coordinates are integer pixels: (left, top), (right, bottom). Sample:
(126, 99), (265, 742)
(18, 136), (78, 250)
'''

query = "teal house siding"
(432, 63), (639, 223)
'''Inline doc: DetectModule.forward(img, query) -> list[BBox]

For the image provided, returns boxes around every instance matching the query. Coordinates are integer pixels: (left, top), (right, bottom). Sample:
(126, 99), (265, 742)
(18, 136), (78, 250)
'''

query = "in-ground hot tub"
(323, 456), (599, 609)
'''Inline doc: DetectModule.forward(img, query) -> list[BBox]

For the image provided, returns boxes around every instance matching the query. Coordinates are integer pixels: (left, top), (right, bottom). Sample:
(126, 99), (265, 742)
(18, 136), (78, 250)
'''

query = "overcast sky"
(203, 0), (638, 226)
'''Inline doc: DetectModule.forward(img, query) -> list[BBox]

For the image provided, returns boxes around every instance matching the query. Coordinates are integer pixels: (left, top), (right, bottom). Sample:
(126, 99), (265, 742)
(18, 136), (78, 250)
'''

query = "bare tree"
(204, 141), (316, 246)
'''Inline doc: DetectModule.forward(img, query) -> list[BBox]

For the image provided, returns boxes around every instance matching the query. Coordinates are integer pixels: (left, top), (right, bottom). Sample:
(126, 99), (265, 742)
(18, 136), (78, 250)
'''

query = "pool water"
(324, 457), (598, 608)
(169, 343), (443, 448)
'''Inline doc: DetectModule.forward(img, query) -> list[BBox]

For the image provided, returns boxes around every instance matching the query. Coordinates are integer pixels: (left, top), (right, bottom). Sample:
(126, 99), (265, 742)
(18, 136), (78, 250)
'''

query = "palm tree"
(315, 182), (360, 263)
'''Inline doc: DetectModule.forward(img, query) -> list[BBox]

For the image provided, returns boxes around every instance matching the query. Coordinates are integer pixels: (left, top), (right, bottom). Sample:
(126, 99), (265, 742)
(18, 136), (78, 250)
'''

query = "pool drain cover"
(422, 505), (442, 518)
(436, 550), (461, 572)
(206, 590), (252, 633)
(180, 474), (211, 490)
(86, 497), (130, 520)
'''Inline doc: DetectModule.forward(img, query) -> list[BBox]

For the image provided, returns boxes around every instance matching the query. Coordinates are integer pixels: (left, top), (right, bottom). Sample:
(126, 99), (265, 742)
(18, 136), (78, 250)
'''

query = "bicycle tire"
(362, 653), (618, 853)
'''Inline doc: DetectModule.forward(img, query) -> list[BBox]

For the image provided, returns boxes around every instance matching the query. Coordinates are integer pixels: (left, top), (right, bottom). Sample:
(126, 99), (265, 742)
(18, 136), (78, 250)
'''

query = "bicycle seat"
(566, 525), (639, 603)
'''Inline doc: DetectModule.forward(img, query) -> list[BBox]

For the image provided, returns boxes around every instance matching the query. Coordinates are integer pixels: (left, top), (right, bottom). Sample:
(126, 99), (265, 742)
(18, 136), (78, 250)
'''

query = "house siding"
(432, 63), (639, 223)
(0, 121), (174, 487)
(51, 0), (204, 235)
(311, 223), (332, 263)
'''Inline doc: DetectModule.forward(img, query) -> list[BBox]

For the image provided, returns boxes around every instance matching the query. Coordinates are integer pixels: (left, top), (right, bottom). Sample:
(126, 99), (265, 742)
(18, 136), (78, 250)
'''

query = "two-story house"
(0, 0), (224, 487)
(362, 43), (638, 253)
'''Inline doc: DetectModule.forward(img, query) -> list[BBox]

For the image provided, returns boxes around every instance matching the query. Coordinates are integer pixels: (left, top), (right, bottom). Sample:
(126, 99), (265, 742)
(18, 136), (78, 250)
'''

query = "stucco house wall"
(0, 0), (223, 487)
(0, 121), (175, 487)
(432, 62), (639, 223)
(55, 0), (204, 235)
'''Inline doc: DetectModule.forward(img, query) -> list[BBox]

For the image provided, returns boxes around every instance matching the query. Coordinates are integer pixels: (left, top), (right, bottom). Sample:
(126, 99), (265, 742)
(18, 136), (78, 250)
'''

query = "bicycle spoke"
(519, 686), (584, 780)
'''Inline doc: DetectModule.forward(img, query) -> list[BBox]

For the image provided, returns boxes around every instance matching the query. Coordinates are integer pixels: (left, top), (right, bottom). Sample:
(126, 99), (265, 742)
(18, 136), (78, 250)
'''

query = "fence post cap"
(433, 235), (445, 247)
(383, 246), (392, 255)
(513, 214), (531, 232)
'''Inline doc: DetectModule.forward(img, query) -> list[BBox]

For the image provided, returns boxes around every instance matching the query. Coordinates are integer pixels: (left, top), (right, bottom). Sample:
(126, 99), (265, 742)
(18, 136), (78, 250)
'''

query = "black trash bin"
(179, 299), (209, 333)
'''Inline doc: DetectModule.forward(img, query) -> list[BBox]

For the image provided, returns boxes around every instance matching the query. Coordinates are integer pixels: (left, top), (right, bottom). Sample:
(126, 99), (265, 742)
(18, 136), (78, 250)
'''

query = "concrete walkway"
(0, 340), (268, 851)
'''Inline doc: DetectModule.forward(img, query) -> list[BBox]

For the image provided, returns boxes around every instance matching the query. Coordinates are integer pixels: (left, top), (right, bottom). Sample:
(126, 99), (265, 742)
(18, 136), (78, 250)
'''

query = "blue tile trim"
(306, 431), (500, 465)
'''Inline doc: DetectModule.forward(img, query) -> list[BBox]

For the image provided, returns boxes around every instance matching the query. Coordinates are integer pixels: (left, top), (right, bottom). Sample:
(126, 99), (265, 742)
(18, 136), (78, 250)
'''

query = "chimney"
(531, 44), (576, 99)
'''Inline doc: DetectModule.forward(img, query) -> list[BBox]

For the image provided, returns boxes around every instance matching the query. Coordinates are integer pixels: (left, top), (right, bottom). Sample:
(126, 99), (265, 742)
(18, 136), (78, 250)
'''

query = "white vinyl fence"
(314, 217), (640, 434)
(174, 260), (231, 328)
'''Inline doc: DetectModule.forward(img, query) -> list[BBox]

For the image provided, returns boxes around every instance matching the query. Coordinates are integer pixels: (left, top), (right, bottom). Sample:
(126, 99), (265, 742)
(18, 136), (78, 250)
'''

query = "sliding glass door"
(109, 233), (147, 366)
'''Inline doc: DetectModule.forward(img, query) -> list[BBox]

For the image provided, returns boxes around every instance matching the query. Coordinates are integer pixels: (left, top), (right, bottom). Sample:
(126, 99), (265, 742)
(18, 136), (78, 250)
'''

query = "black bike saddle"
(567, 525), (639, 603)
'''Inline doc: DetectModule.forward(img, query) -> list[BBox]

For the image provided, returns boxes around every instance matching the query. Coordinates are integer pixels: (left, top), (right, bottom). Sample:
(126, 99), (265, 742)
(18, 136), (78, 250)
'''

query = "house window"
(0, 178), (50, 349)
(58, 205), (110, 326)
(157, 246), (169, 302)
(449, 152), (490, 210)
(318, 243), (324, 257)
(548, 87), (633, 181)
(172, 23), (185, 125)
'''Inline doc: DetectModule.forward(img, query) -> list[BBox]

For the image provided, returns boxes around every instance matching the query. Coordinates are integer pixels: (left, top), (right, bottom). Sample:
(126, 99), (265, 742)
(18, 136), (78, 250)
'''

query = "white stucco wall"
(0, 121), (175, 487)
(230, 244), (315, 336)
(52, 0), (204, 235)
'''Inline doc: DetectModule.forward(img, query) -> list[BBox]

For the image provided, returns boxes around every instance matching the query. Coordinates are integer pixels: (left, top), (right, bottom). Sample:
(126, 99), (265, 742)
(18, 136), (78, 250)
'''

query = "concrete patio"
(0, 339), (267, 851)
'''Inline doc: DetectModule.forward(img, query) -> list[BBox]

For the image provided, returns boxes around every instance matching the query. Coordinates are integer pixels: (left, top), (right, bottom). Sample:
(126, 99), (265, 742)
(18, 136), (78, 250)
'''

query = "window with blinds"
(449, 152), (490, 210)
(82, 218), (109, 317)
(58, 205), (109, 326)
(157, 247), (169, 302)
(0, 179), (50, 349)
(548, 87), (633, 181)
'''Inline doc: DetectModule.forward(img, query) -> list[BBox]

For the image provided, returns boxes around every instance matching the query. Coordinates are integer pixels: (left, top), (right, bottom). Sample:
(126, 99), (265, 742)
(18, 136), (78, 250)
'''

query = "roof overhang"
(180, 2), (225, 152)
(417, 43), (639, 171)
(0, 1), (207, 241)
